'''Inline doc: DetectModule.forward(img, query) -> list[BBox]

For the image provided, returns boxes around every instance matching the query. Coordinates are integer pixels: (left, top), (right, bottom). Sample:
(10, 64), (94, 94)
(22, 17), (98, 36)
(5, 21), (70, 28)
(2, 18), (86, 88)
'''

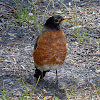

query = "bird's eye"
(55, 19), (59, 23)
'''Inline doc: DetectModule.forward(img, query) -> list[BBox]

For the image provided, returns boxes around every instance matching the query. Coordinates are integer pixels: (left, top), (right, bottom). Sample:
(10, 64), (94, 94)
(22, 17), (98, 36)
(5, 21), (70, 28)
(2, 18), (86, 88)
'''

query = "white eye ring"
(54, 19), (60, 23)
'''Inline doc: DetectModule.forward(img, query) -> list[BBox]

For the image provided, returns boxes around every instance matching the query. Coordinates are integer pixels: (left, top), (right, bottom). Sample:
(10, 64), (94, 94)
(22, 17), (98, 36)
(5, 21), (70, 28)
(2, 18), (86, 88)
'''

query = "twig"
(28, 0), (43, 5)
(87, 34), (100, 39)
(77, 53), (100, 57)
(91, 82), (100, 100)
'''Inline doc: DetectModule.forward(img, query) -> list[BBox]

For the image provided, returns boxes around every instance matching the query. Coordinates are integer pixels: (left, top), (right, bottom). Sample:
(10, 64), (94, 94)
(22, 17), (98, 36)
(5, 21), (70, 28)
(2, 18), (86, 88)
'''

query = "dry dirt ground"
(0, 0), (100, 100)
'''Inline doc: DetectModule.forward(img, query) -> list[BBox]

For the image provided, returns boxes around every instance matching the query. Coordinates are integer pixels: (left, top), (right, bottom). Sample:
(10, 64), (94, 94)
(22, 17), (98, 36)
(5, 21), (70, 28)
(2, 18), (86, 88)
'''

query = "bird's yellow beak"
(61, 18), (72, 23)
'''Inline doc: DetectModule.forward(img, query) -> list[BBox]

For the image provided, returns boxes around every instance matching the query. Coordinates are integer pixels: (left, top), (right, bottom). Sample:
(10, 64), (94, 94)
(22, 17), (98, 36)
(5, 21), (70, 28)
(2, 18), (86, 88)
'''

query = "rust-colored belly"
(33, 30), (67, 71)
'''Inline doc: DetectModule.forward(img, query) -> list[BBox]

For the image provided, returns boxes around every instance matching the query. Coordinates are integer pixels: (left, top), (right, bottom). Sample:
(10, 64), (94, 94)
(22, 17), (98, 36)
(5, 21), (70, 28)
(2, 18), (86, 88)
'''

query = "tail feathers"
(34, 67), (49, 79)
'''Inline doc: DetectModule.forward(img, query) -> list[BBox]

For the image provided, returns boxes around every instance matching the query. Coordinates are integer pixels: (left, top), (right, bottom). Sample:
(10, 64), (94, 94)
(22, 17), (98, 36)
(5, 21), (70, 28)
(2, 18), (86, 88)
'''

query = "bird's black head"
(44, 15), (64, 30)
(44, 15), (72, 30)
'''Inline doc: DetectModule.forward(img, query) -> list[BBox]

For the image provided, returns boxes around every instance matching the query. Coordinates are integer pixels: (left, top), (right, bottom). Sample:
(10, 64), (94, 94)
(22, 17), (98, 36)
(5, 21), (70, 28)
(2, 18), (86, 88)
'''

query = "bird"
(33, 15), (71, 82)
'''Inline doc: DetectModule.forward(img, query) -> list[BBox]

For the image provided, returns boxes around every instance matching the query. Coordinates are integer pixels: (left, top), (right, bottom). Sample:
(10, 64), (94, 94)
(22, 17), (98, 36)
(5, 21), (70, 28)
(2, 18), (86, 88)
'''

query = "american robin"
(33, 15), (71, 80)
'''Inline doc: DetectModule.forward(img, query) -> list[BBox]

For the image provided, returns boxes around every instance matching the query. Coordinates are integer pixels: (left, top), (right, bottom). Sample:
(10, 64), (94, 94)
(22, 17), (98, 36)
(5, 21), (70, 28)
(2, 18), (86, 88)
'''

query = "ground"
(0, 0), (100, 100)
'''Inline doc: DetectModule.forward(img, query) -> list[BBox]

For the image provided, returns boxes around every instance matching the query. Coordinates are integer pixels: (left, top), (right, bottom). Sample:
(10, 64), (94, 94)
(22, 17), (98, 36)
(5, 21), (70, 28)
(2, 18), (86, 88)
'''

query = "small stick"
(91, 82), (100, 100)
(77, 53), (100, 57)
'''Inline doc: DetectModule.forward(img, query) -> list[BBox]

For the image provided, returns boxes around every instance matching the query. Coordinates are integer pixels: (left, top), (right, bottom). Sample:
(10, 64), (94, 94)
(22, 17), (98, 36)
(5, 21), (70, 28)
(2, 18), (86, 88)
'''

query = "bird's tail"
(34, 67), (49, 79)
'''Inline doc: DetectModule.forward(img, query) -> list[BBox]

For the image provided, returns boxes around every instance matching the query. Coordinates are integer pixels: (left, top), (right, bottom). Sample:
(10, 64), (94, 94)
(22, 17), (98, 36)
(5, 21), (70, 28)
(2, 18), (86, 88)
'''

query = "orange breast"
(33, 30), (67, 68)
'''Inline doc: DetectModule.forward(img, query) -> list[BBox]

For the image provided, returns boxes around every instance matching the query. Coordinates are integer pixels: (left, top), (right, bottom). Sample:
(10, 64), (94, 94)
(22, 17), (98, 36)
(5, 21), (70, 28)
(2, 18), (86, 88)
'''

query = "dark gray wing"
(34, 36), (40, 50)
(34, 27), (47, 50)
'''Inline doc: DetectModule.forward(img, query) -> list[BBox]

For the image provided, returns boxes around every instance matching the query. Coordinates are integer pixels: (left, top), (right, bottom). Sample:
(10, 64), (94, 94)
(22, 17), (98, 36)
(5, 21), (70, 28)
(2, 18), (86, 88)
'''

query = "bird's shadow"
(25, 75), (58, 89)
(23, 73), (67, 99)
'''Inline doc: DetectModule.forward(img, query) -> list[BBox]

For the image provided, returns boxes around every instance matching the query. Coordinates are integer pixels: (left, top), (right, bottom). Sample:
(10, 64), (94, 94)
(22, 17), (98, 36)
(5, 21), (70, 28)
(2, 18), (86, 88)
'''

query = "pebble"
(89, 66), (96, 72)
(95, 69), (100, 74)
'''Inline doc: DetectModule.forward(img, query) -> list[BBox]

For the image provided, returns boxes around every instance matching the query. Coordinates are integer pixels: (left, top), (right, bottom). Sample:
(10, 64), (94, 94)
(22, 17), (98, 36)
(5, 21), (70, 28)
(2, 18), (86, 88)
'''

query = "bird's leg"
(56, 69), (58, 87)
(41, 71), (44, 89)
